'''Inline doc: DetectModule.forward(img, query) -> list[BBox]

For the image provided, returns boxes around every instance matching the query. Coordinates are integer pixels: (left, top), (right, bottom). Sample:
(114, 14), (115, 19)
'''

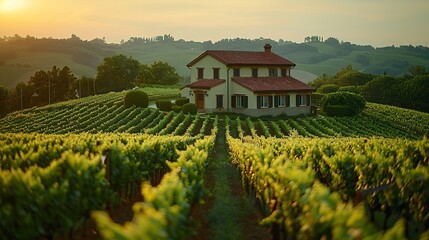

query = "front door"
(196, 93), (204, 109)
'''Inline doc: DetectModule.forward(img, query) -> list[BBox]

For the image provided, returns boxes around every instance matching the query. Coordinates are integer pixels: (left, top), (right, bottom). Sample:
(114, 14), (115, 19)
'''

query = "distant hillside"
(1, 35), (429, 89)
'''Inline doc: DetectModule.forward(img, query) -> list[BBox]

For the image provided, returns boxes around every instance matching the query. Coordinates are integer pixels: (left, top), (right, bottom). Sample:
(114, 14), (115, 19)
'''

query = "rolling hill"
(1, 35), (429, 89)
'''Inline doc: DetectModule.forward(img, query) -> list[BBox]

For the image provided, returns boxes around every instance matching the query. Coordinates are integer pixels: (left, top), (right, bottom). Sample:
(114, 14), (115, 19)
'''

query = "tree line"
(310, 65), (429, 112)
(0, 54), (182, 117)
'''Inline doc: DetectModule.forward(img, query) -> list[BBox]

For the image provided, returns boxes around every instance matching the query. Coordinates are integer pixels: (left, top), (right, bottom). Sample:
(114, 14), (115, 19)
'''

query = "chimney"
(264, 43), (272, 53)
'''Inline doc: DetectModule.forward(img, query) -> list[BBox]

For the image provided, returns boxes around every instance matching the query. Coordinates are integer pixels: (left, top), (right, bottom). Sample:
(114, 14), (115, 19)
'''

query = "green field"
(1, 88), (429, 239)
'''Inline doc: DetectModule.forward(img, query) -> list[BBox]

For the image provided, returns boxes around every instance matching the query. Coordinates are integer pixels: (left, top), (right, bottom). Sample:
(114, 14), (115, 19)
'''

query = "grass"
(199, 119), (271, 240)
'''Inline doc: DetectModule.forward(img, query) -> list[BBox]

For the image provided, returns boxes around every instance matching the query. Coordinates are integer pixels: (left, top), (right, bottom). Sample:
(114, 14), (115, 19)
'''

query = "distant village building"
(181, 44), (314, 116)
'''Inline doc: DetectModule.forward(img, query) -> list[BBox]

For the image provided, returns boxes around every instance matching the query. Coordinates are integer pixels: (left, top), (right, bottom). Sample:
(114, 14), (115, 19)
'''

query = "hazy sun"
(0, 0), (27, 12)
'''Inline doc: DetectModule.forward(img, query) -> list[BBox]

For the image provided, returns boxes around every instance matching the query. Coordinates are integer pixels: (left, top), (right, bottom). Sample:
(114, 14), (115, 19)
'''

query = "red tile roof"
(185, 79), (225, 89)
(187, 49), (295, 67)
(232, 77), (314, 93)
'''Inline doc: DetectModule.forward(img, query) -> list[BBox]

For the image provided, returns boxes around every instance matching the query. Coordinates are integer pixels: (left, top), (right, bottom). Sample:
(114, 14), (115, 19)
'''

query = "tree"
(149, 61), (182, 85)
(135, 64), (153, 86)
(408, 65), (427, 76)
(8, 82), (34, 112)
(96, 54), (140, 93)
(74, 76), (96, 98)
(0, 85), (10, 117)
(57, 66), (76, 100)
(28, 70), (49, 106)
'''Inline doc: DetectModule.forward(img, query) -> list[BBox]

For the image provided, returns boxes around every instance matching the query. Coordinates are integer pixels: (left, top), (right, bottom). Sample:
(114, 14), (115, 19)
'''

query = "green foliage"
(324, 105), (356, 117)
(156, 100), (172, 111)
(175, 97), (189, 106)
(361, 73), (429, 112)
(172, 105), (182, 113)
(317, 84), (338, 94)
(136, 61), (182, 86)
(182, 103), (197, 114)
(124, 89), (149, 108)
(0, 85), (10, 118)
(338, 86), (360, 94)
(96, 54), (140, 93)
(321, 92), (366, 115)
(336, 71), (375, 87)
(150, 61), (182, 85)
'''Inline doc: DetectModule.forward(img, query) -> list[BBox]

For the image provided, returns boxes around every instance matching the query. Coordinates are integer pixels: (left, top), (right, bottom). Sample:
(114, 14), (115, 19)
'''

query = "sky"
(1, 0), (428, 47)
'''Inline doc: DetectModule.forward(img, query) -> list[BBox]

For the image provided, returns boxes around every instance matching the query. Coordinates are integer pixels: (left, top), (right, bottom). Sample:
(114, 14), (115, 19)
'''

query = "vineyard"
(1, 87), (429, 239)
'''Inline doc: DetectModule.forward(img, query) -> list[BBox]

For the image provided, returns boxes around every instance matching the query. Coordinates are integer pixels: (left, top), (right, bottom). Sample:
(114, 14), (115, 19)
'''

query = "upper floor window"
(269, 68), (278, 77)
(233, 68), (240, 77)
(213, 68), (220, 79)
(281, 68), (287, 77)
(252, 68), (258, 77)
(197, 68), (204, 79)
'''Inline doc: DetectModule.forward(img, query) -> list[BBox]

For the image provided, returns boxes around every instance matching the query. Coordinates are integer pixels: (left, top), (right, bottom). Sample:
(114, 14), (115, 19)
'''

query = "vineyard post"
(101, 150), (111, 185)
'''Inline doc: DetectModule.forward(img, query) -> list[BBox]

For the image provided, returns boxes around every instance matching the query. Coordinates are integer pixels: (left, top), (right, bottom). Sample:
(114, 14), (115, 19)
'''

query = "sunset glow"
(0, 0), (27, 12)
(0, 0), (428, 47)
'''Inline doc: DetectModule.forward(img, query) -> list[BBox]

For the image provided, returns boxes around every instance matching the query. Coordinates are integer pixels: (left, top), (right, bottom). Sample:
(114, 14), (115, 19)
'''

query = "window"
(275, 95), (285, 107)
(213, 68), (220, 79)
(261, 96), (269, 108)
(252, 68), (258, 77)
(197, 68), (204, 79)
(257, 96), (273, 109)
(216, 95), (223, 108)
(296, 94), (311, 106)
(269, 68), (278, 77)
(233, 68), (240, 77)
(231, 95), (248, 108)
(281, 68), (287, 77)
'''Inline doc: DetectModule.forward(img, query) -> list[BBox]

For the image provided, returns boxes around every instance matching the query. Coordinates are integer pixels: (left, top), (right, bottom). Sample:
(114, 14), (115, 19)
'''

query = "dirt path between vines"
(190, 117), (271, 240)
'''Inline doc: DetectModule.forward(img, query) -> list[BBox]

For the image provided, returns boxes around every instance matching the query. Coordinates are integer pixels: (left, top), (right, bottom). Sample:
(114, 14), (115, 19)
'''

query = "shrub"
(325, 105), (356, 117)
(317, 84), (339, 94)
(182, 103), (197, 114)
(156, 100), (172, 111)
(175, 98), (189, 106)
(124, 89), (149, 108)
(321, 92), (366, 116)
(172, 105), (182, 113)
(338, 86), (360, 94)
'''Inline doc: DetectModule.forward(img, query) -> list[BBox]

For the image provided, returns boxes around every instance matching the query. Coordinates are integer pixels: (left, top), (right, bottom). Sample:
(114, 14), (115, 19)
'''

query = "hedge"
(156, 100), (173, 111)
(175, 98), (190, 106)
(124, 89), (149, 108)
(182, 103), (197, 114)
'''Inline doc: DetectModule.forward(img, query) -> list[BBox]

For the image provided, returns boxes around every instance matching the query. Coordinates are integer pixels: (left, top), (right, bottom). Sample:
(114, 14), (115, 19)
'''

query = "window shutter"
(243, 96), (248, 108)
(257, 96), (261, 109)
(231, 96), (236, 108)
(286, 95), (290, 107)
(296, 95), (300, 107)
(274, 96), (279, 107)
(307, 95), (311, 106)
(269, 96), (273, 108)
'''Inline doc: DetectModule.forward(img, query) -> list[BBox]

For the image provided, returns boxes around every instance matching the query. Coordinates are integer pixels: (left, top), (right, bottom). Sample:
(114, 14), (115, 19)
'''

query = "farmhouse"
(181, 44), (314, 116)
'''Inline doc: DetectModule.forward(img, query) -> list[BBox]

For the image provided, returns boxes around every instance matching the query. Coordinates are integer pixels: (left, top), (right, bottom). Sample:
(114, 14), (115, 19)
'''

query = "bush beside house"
(175, 98), (189, 106)
(124, 89), (149, 108)
(156, 100), (173, 111)
(182, 103), (197, 114)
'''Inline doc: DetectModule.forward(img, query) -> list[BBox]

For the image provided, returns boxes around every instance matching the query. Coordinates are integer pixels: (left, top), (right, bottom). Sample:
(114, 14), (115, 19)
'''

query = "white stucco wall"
(190, 55), (228, 81)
